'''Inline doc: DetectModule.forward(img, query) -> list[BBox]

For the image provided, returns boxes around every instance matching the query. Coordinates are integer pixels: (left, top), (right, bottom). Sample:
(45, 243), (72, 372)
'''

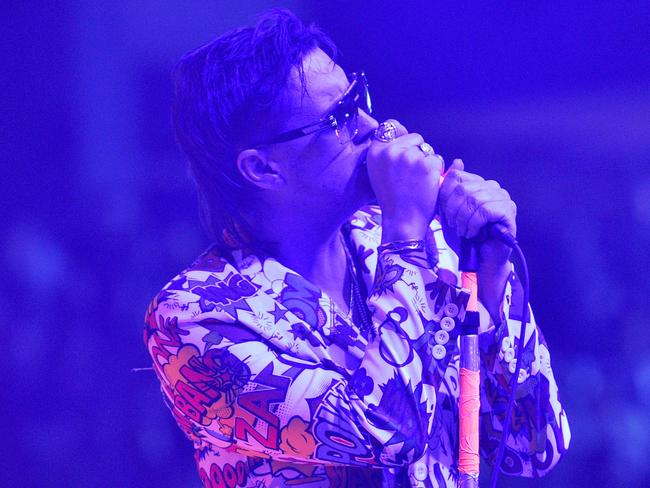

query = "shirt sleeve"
(144, 257), (467, 469)
(476, 268), (571, 477)
(366, 245), (471, 415)
(366, 225), (570, 478)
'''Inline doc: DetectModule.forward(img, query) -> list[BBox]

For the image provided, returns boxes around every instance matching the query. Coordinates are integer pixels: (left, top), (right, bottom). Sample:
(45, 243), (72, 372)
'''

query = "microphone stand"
(458, 239), (481, 487)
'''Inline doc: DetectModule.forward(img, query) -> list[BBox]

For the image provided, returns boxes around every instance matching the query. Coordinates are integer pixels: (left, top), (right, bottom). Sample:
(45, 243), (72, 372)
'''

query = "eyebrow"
(323, 78), (353, 112)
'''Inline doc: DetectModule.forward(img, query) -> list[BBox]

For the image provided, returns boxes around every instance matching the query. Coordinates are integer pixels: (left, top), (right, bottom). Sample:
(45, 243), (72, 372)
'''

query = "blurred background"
(3, 1), (649, 486)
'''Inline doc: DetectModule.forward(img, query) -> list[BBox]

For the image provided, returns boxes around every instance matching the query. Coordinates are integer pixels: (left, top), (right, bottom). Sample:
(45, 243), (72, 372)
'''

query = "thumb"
(444, 158), (464, 176)
(436, 157), (464, 229)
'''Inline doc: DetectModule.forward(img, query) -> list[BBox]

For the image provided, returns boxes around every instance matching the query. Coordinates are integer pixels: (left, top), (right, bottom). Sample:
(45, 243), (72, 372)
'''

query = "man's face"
(268, 48), (378, 217)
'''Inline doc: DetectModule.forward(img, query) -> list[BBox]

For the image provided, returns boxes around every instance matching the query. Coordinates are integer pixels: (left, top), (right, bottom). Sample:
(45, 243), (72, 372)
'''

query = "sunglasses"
(259, 71), (372, 146)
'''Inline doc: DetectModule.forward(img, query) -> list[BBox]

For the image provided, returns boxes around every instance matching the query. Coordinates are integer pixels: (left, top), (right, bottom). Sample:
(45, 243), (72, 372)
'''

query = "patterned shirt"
(144, 206), (570, 487)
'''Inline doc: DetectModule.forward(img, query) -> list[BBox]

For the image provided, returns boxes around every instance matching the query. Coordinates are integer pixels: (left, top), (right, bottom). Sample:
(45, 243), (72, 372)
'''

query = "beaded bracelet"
(377, 239), (425, 254)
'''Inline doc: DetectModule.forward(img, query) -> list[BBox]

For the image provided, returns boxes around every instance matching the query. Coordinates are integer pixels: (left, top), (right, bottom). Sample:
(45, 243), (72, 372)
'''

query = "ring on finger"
(374, 120), (398, 142)
(418, 142), (435, 156)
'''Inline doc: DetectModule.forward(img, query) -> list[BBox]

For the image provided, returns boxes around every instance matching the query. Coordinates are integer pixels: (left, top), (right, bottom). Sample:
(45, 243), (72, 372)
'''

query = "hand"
(438, 159), (517, 269)
(366, 120), (445, 242)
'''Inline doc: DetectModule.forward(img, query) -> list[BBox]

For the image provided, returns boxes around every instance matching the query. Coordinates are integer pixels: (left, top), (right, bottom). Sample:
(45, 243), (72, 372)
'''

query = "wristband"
(378, 239), (425, 254)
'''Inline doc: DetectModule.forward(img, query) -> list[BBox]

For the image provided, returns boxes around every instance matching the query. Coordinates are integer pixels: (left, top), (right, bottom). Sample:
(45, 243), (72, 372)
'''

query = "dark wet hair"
(172, 8), (336, 248)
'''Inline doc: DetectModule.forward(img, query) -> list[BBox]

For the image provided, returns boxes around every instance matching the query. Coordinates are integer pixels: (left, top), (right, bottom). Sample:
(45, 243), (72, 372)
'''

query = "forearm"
(381, 215), (429, 244)
(477, 272), (571, 477)
(366, 244), (471, 429)
(477, 260), (511, 323)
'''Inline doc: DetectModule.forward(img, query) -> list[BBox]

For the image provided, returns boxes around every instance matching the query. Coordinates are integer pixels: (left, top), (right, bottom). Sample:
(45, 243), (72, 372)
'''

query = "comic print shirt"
(144, 206), (570, 487)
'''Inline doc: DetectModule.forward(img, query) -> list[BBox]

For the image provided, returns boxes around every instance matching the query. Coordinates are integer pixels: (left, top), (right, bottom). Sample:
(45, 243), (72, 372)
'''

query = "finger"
(443, 180), (486, 230)
(439, 171), (484, 215)
(384, 118), (408, 138)
(402, 145), (445, 175)
(444, 158), (464, 176)
(439, 170), (484, 204)
(393, 133), (425, 148)
(465, 199), (517, 239)
(447, 183), (510, 236)
(431, 153), (445, 172)
(454, 188), (500, 237)
(368, 123), (407, 158)
(380, 135), (425, 164)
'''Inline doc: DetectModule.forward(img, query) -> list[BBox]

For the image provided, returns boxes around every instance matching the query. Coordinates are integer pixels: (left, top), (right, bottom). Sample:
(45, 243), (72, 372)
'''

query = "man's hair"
(172, 9), (336, 248)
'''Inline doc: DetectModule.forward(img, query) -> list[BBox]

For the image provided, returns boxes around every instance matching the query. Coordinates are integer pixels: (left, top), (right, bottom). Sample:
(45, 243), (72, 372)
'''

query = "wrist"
(381, 214), (429, 243)
(478, 263), (511, 321)
(478, 240), (513, 271)
(478, 259), (511, 275)
(378, 239), (425, 254)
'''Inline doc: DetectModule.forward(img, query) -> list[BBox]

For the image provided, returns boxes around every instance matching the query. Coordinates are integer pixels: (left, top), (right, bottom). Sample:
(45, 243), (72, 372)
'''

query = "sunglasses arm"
(265, 116), (336, 144)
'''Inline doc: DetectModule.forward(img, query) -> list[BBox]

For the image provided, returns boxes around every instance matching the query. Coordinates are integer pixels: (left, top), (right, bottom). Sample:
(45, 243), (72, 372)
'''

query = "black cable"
(489, 241), (530, 488)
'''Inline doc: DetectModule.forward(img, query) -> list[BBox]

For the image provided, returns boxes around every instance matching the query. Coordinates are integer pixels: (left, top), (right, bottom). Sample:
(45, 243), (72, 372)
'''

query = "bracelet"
(378, 239), (425, 254)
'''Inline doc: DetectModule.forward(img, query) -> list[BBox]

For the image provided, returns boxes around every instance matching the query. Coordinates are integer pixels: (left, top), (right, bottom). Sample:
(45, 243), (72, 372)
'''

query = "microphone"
(437, 163), (517, 258)
(477, 223), (517, 248)
(459, 224), (517, 271)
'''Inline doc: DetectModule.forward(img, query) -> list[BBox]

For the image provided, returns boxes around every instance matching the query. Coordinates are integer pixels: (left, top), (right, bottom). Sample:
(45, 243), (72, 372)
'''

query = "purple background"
(3, 1), (650, 486)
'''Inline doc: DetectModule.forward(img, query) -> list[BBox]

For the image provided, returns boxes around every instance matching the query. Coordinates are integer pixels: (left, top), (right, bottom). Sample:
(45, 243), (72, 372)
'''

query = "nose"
(353, 109), (379, 144)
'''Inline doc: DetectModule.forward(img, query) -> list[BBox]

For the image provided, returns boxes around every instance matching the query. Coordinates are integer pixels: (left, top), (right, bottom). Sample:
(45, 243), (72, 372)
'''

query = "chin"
(349, 176), (376, 212)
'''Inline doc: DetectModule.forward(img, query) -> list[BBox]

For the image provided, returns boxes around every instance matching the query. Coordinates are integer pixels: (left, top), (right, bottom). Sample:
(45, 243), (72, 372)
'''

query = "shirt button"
(444, 303), (459, 318)
(518, 368), (528, 383)
(413, 462), (428, 481)
(434, 330), (449, 345)
(539, 347), (550, 365)
(440, 317), (455, 331)
(432, 344), (447, 360)
(531, 357), (540, 375)
(508, 358), (517, 374)
(501, 336), (512, 351)
(503, 347), (515, 363)
(271, 279), (284, 294)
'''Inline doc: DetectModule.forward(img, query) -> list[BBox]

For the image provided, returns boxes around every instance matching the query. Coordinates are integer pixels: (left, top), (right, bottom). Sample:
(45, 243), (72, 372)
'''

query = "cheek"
(286, 131), (361, 194)
(298, 144), (350, 184)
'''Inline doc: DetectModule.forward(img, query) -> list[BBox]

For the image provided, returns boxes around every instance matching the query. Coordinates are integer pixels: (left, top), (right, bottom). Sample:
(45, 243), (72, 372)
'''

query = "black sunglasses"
(258, 71), (372, 146)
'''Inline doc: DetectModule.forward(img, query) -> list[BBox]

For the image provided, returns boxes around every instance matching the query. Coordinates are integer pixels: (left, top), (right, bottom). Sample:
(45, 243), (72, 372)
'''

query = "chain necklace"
(339, 226), (375, 339)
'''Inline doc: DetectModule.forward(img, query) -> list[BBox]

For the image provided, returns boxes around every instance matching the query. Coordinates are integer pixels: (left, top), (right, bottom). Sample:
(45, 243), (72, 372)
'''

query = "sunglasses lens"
(333, 103), (358, 144)
(359, 73), (371, 114)
(333, 74), (370, 143)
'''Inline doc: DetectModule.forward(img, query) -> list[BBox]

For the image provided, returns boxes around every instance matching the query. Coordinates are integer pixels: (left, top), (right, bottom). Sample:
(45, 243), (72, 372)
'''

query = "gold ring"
(419, 142), (435, 156)
(374, 120), (398, 142)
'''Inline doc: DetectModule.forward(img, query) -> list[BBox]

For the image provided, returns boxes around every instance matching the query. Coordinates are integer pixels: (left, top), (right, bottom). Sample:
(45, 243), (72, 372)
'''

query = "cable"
(489, 240), (530, 488)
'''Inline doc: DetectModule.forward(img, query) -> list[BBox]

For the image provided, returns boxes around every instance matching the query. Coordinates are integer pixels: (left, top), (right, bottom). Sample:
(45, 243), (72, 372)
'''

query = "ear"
(236, 149), (286, 190)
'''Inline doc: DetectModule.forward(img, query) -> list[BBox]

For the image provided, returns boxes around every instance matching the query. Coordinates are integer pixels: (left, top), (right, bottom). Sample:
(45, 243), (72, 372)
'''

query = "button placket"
(412, 461), (428, 483)
(434, 330), (449, 345)
(432, 344), (447, 360)
(508, 358), (517, 374)
(444, 303), (459, 318)
(440, 317), (455, 332)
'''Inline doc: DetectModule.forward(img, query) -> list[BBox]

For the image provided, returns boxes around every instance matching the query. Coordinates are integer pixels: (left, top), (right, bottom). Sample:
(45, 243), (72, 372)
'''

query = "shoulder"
(170, 244), (236, 296)
(146, 244), (242, 325)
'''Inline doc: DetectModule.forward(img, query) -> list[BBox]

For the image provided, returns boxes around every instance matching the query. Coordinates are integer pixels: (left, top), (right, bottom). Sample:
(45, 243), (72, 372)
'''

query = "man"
(144, 9), (570, 487)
